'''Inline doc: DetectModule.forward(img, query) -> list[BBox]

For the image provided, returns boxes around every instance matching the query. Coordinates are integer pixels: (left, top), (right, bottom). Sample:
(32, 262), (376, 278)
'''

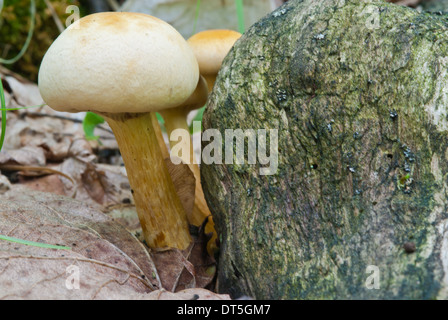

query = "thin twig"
(24, 112), (114, 135)
(0, 164), (75, 185)
(107, 0), (120, 11)
(43, 0), (64, 33)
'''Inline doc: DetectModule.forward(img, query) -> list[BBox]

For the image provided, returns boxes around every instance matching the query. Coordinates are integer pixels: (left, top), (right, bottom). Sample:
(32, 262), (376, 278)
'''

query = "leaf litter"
(0, 69), (224, 300)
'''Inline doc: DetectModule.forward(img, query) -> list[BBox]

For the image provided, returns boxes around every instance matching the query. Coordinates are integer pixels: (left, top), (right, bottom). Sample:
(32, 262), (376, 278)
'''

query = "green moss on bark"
(202, 0), (448, 299)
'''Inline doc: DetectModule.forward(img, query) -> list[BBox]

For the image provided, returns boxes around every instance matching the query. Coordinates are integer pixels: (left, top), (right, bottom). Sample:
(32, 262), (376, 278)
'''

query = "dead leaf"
(151, 222), (217, 293)
(19, 172), (67, 196)
(0, 146), (46, 167)
(105, 205), (142, 236)
(142, 288), (230, 300)
(0, 173), (11, 194)
(0, 71), (88, 162)
(0, 69), (221, 299)
(0, 187), (160, 299)
(0, 186), (227, 299)
(1, 74), (43, 109)
(57, 157), (132, 207)
(67, 138), (96, 161)
(165, 156), (196, 219)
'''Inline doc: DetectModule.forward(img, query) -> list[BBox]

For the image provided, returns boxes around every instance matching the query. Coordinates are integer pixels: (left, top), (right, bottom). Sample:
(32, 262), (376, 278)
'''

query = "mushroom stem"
(203, 75), (217, 92)
(161, 109), (210, 227)
(162, 109), (195, 164)
(153, 113), (170, 160)
(103, 112), (191, 250)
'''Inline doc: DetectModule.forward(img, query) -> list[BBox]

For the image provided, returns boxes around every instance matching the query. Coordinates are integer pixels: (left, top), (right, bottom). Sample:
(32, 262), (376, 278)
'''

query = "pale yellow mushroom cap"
(38, 12), (199, 114)
(187, 29), (242, 77)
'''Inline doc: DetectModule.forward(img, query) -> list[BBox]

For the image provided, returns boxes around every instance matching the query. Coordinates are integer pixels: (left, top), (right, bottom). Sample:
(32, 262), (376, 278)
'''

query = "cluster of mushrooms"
(38, 12), (241, 250)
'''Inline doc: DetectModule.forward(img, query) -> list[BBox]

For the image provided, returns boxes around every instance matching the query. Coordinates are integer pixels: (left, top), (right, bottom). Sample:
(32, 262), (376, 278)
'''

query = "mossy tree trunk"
(202, 0), (448, 299)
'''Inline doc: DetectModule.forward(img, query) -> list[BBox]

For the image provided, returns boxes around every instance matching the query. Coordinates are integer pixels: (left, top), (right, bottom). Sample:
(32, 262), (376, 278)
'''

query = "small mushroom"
(158, 30), (241, 230)
(159, 75), (209, 226)
(169, 29), (240, 254)
(38, 12), (200, 250)
(187, 29), (242, 91)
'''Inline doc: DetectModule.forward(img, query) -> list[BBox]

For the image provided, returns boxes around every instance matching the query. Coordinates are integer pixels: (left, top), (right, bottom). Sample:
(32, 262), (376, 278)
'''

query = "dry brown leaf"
(0, 173), (11, 194)
(57, 157), (132, 207)
(0, 70), (220, 299)
(19, 172), (67, 196)
(0, 71), (91, 163)
(0, 146), (46, 167)
(105, 205), (142, 236)
(0, 187), (162, 299)
(1, 112), (79, 162)
(151, 222), (217, 293)
(67, 138), (96, 161)
(165, 156), (196, 219)
(142, 288), (230, 300)
(5, 155), (130, 208)
(12, 111), (81, 161)
(1, 75), (43, 109)
(0, 187), (226, 300)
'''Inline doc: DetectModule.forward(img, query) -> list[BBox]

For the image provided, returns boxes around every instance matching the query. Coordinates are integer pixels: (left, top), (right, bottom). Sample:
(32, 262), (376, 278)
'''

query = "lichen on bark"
(202, 0), (448, 299)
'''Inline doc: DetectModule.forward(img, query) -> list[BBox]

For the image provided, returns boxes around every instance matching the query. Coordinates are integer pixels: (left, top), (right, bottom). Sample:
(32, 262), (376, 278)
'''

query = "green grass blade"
(0, 0), (36, 64)
(193, 0), (201, 35)
(1, 104), (45, 111)
(0, 234), (71, 250)
(235, 0), (245, 34)
(0, 78), (6, 152)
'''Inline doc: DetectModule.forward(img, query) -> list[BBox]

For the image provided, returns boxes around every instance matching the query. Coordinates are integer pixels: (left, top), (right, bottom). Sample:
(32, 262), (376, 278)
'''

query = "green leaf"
(190, 106), (206, 134)
(156, 112), (164, 125)
(83, 112), (105, 141)
(1, 104), (44, 111)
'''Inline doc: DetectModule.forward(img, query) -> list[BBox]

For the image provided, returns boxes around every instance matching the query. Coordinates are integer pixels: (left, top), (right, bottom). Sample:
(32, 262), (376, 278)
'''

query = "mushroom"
(158, 29), (241, 253)
(38, 12), (200, 250)
(159, 75), (210, 226)
(187, 29), (242, 91)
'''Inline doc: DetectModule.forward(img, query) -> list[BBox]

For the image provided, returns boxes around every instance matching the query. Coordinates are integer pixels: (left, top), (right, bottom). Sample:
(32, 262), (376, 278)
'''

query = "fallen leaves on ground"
(0, 187), (156, 299)
(0, 70), (222, 299)
(0, 187), (227, 300)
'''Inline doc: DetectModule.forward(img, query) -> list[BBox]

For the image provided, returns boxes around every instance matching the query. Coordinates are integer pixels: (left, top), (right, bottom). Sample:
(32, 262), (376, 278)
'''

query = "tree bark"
(202, 0), (448, 299)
